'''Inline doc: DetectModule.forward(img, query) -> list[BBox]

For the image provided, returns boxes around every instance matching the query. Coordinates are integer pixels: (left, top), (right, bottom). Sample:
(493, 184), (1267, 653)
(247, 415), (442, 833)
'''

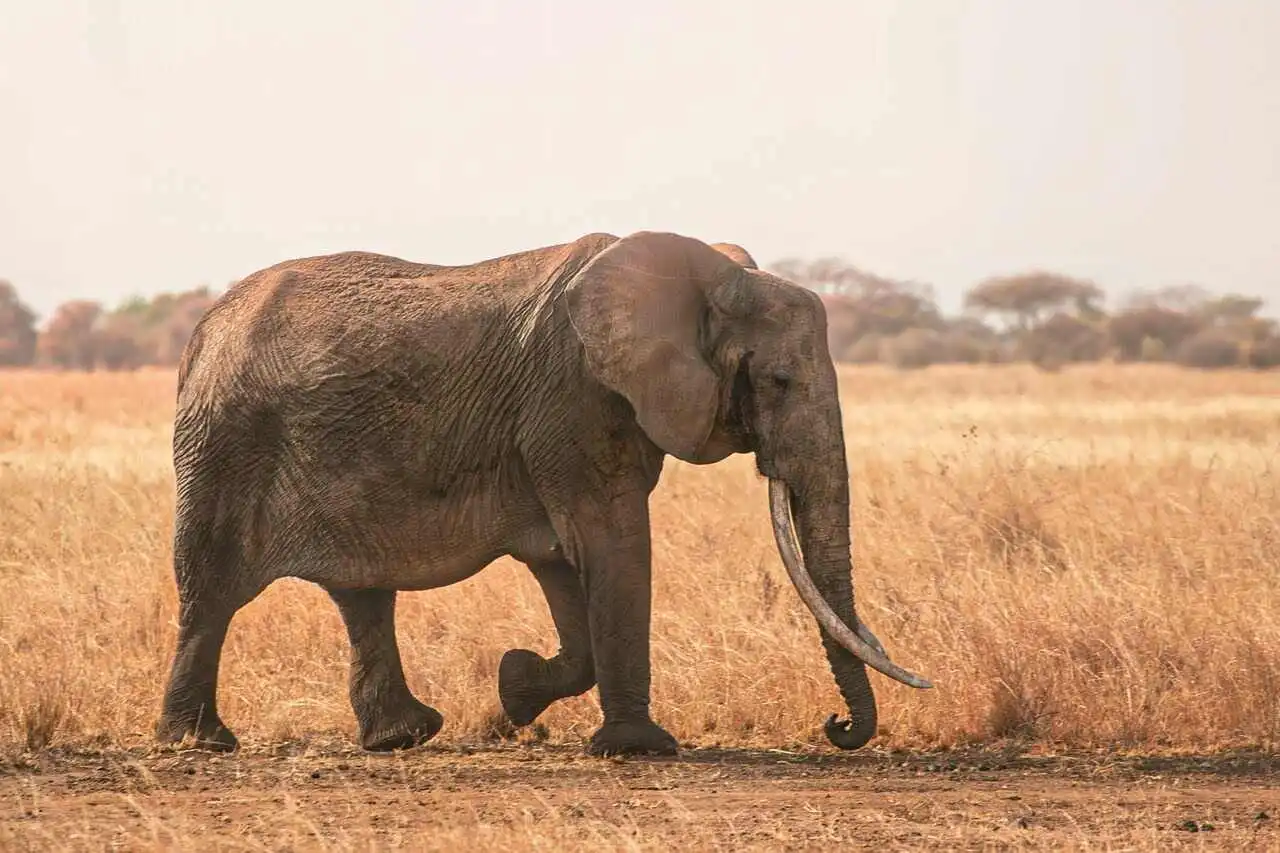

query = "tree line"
(0, 282), (217, 370)
(771, 259), (1279, 370)
(1, 262), (1277, 370)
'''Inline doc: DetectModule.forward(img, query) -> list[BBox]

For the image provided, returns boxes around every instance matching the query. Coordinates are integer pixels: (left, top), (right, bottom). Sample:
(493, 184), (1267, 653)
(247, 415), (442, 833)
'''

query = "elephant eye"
(770, 371), (791, 390)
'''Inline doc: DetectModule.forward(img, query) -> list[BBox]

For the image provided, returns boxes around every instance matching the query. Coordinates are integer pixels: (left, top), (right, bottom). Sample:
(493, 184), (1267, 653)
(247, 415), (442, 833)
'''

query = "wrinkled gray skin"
(156, 231), (929, 757)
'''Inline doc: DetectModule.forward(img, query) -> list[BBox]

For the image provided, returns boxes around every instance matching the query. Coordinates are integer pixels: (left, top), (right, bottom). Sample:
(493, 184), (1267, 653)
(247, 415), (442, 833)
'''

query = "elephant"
(155, 230), (931, 758)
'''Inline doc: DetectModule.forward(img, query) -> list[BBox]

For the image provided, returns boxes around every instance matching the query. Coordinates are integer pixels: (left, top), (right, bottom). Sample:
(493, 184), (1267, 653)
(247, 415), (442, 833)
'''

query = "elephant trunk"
(767, 472), (932, 750)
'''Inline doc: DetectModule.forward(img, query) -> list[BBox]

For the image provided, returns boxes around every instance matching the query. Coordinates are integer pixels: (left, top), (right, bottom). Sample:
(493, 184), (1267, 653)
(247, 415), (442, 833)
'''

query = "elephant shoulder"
(569, 232), (620, 256)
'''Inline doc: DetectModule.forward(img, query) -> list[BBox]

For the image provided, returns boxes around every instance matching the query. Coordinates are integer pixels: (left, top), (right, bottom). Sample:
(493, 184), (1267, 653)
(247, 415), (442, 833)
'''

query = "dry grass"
(1, 364), (1278, 757)
(5, 746), (1277, 852)
(3, 364), (1280, 849)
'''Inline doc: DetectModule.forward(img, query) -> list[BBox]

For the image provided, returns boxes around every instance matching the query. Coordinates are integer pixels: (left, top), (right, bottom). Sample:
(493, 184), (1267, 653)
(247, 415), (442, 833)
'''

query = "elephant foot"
(156, 712), (239, 753)
(498, 649), (557, 727)
(359, 698), (444, 752)
(498, 648), (594, 728)
(588, 719), (678, 758)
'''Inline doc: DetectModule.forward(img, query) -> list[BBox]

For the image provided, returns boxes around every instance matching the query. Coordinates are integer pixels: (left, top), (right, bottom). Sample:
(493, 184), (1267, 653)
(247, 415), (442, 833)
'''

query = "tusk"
(768, 478), (933, 690)
(855, 621), (886, 656)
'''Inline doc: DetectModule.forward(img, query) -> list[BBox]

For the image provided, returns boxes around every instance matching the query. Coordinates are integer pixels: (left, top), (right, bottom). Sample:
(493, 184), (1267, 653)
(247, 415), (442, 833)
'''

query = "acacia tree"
(770, 257), (941, 359)
(1122, 283), (1212, 313)
(964, 271), (1104, 332)
(771, 257), (875, 296)
(1197, 294), (1264, 325)
(0, 280), (38, 367)
(1124, 285), (1264, 327)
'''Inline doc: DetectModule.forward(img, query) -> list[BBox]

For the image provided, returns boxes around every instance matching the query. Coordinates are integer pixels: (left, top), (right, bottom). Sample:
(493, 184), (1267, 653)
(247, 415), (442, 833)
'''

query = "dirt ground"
(1, 742), (1276, 851)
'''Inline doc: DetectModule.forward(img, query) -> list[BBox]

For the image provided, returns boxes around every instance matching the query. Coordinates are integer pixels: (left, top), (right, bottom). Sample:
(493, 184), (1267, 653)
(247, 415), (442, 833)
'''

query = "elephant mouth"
(767, 479), (933, 690)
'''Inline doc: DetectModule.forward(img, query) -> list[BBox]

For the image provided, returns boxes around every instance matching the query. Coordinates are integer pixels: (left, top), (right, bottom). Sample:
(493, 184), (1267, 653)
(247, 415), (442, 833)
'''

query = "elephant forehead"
(750, 291), (825, 333)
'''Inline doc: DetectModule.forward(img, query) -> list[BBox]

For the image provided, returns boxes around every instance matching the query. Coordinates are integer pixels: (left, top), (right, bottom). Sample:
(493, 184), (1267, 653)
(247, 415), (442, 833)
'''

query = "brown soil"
(2, 743), (1276, 851)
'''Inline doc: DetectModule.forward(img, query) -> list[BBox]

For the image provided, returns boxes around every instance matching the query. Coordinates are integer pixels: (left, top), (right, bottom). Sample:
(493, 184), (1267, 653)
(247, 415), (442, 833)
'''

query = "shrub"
(1138, 335), (1166, 362)
(841, 333), (883, 365)
(94, 314), (148, 370)
(884, 328), (945, 369)
(1245, 336), (1280, 369)
(821, 294), (861, 359)
(1109, 307), (1202, 362)
(1175, 329), (1241, 369)
(940, 318), (1003, 364)
(1023, 313), (1107, 367)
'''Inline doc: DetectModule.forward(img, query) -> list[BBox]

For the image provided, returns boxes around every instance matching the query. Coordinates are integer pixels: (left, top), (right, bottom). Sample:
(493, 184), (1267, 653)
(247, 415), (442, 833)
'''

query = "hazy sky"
(2, 0), (1278, 319)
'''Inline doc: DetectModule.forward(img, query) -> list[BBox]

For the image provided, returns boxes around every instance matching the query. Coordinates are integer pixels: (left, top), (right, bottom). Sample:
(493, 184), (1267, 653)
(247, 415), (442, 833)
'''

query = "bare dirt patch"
(2, 744), (1277, 851)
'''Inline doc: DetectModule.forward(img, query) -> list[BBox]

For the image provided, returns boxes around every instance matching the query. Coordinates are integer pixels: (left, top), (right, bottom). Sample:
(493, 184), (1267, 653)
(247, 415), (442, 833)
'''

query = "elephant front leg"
(568, 506), (677, 757)
(499, 557), (596, 726)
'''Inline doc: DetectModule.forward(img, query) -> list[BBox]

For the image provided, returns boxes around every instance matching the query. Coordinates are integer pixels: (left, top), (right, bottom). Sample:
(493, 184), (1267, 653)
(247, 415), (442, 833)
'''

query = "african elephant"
(156, 230), (931, 757)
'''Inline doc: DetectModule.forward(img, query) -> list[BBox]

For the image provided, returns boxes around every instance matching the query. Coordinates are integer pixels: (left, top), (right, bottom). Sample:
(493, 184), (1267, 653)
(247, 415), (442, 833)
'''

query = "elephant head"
(565, 231), (932, 750)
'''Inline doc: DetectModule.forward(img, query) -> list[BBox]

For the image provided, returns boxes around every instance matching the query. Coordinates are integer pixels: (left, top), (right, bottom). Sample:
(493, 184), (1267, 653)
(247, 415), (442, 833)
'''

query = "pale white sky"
(2, 0), (1277, 319)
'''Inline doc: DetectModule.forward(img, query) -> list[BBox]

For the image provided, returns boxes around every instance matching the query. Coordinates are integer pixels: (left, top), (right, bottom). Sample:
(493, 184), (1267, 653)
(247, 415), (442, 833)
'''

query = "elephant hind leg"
(156, 529), (264, 752)
(499, 558), (596, 727)
(328, 588), (443, 751)
(156, 609), (241, 751)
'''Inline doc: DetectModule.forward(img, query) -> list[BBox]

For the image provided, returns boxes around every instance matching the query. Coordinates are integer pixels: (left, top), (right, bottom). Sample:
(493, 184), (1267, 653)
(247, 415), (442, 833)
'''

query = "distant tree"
(1023, 313), (1108, 368)
(775, 258), (941, 360)
(1107, 306), (1202, 362)
(883, 328), (947, 369)
(95, 312), (148, 370)
(1247, 334), (1280, 369)
(939, 316), (1005, 364)
(38, 300), (103, 370)
(0, 280), (39, 367)
(1197, 294), (1265, 325)
(100, 286), (218, 366)
(1193, 295), (1274, 361)
(818, 293), (863, 359)
(841, 332), (885, 364)
(155, 289), (216, 365)
(964, 271), (1104, 332)
(1122, 283), (1212, 314)
(1176, 328), (1242, 369)
(1109, 288), (1271, 364)
(772, 257), (882, 296)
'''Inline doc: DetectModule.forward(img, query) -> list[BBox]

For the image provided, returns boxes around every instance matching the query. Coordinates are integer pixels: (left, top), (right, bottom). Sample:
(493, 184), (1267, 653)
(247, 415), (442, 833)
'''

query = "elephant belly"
(291, 481), (559, 592)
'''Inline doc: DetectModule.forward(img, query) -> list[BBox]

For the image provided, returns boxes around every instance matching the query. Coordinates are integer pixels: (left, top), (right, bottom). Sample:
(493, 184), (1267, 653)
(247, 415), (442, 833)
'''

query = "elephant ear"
(566, 231), (743, 461)
(710, 242), (759, 270)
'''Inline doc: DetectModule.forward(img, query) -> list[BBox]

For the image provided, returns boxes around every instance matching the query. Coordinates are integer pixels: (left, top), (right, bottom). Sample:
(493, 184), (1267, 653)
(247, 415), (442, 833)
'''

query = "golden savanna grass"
(1, 364), (1278, 757)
